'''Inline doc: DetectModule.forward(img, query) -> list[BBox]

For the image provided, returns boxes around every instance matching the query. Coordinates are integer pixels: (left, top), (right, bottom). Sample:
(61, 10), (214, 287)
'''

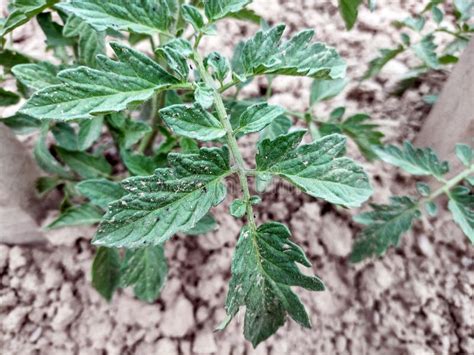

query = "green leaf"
(56, 147), (112, 179)
(363, 45), (405, 79)
(256, 131), (372, 207)
(52, 123), (78, 150)
(454, 0), (474, 21)
(0, 49), (33, 72)
(455, 143), (472, 167)
(227, 8), (262, 24)
(56, 0), (176, 35)
(36, 176), (61, 196)
(376, 141), (449, 178)
(34, 127), (73, 178)
(0, 88), (20, 106)
(160, 104), (226, 141)
(121, 245), (168, 302)
(120, 150), (165, 176)
(310, 78), (347, 105)
(0, 113), (40, 135)
(92, 247), (121, 302)
(416, 181), (431, 196)
(235, 102), (285, 135)
(237, 24), (346, 79)
(204, 0), (251, 22)
(350, 196), (421, 262)
(432, 6), (444, 24)
(93, 147), (230, 248)
(194, 82), (214, 109)
(230, 199), (246, 218)
(338, 0), (362, 30)
(424, 201), (438, 216)
(221, 222), (324, 347)
(320, 113), (384, 160)
(63, 15), (106, 68)
(21, 42), (183, 120)
(205, 51), (230, 83)
(448, 186), (474, 243)
(106, 114), (151, 149)
(181, 4), (205, 30)
(329, 107), (346, 121)
(413, 34), (439, 69)
(0, 0), (58, 37)
(47, 203), (103, 229)
(77, 117), (104, 151)
(77, 179), (126, 209)
(155, 39), (191, 81)
(258, 114), (291, 142)
(184, 213), (217, 235)
(401, 16), (426, 32)
(37, 12), (76, 48)
(12, 61), (61, 91)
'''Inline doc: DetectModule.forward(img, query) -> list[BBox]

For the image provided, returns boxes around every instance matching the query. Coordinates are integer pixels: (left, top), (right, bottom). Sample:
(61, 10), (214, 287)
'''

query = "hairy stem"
(194, 51), (257, 230)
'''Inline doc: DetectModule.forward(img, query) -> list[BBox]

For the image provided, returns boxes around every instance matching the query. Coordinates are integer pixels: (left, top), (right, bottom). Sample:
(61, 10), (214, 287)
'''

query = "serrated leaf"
(221, 222), (324, 347)
(206, 51), (230, 83)
(258, 114), (291, 142)
(455, 143), (472, 167)
(56, 0), (176, 35)
(120, 150), (165, 176)
(0, 113), (40, 134)
(230, 199), (246, 218)
(181, 4), (205, 30)
(351, 196), (421, 262)
(0, 88), (20, 106)
(37, 12), (75, 48)
(320, 113), (383, 161)
(256, 131), (372, 207)
(401, 16), (426, 32)
(160, 104), (226, 141)
(310, 78), (347, 105)
(121, 245), (168, 302)
(194, 82), (214, 109)
(413, 34), (439, 69)
(47, 203), (103, 229)
(77, 117), (103, 151)
(376, 141), (449, 178)
(184, 213), (217, 235)
(21, 42), (184, 120)
(204, 0), (251, 22)
(106, 113), (151, 149)
(235, 102), (285, 135)
(93, 147), (230, 248)
(92, 247), (121, 301)
(12, 61), (61, 91)
(63, 15), (106, 68)
(56, 147), (112, 179)
(448, 186), (474, 243)
(338, 0), (362, 30)
(155, 39), (191, 81)
(363, 45), (405, 79)
(0, 0), (58, 37)
(77, 179), (126, 209)
(237, 24), (346, 79)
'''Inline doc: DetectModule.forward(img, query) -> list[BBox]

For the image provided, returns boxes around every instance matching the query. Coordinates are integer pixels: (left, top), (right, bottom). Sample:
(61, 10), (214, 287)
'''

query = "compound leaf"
(376, 141), (449, 178)
(350, 196), (421, 262)
(221, 222), (324, 347)
(204, 0), (251, 22)
(77, 179), (126, 209)
(235, 102), (285, 135)
(56, 0), (176, 35)
(256, 131), (372, 207)
(12, 62), (61, 91)
(93, 147), (230, 248)
(21, 42), (183, 120)
(92, 246), (121, 301)
(160, 104), (226, 141)
(237, 24), (346, 80)
(448, 186), (474, 243)
(121, 245), (168, 302)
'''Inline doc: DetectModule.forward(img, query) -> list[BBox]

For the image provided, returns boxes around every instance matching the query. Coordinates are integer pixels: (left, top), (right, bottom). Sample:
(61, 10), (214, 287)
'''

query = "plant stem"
(425, 165), (474, 202)
(194, 51), (257, 230)
(138, 93), (161, 154)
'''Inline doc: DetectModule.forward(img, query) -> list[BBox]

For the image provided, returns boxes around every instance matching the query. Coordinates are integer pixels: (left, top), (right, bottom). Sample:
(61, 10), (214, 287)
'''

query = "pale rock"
(8, 246), (28, 270)
(417, 235), (435, 257)
(196, 306), (209, 323)
(160, 278), (181, 304)
(180, 340), (192, 355)
(29, 327), (42, 343)
(406, 343), (435, 355)
(51, 302), (80, 330)
(0, 291), (17, 311)
(155, 338), (179, 355)
(160, 296), (195, 337)
(193, 330), (217, 354)
(0, 244), (9, 271)
(43, 266), (64, 290)
(2, 306), (29, 332)
(319, 214), (352, 257)
(198, 275), (223, 302)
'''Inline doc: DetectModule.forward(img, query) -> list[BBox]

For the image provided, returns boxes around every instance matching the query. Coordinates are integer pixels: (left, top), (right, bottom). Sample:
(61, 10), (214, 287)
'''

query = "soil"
(1, 1), (473, 355)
